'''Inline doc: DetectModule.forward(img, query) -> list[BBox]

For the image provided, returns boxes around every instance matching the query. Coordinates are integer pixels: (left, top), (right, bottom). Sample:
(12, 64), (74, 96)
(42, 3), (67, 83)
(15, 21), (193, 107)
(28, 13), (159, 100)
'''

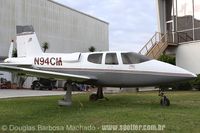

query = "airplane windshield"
(121, 52), (151, 64)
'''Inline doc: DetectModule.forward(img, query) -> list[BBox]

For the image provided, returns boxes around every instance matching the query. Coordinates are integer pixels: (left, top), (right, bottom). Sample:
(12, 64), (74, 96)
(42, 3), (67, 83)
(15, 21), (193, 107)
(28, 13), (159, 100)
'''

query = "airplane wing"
(0, 63), (32, 67)
(0, 65), (96, 82)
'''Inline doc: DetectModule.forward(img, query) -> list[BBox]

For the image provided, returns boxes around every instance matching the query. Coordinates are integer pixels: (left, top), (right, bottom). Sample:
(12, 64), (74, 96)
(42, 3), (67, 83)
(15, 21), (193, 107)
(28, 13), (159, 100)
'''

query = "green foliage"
(42, 42), (49, 53)
(190, 74), (200, 90)
(173, 81), (193, 90)
(12, 48), (17, 57)
(88, 46), (96, 52)
(158, 54), (176, 65)
(0, 92), (199, 133)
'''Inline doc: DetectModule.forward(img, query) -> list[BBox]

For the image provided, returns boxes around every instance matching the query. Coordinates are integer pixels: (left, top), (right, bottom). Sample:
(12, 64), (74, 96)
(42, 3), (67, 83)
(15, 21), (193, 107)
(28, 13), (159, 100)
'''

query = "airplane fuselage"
(5, 51), (196, 87)
(0, 25), (196, 106)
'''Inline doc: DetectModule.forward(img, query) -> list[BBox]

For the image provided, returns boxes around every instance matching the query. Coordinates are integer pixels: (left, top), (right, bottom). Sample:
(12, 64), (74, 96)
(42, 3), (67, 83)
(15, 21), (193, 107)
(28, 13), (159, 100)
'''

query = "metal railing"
(139, 31), (195, 59)
(177, 32), (193, 43)
(139, 32), (168, 58)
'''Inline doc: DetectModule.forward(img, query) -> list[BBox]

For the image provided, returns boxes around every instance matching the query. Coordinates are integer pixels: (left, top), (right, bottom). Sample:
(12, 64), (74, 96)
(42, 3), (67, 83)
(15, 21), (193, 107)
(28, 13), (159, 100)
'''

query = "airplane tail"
(16, 25), (43, 57)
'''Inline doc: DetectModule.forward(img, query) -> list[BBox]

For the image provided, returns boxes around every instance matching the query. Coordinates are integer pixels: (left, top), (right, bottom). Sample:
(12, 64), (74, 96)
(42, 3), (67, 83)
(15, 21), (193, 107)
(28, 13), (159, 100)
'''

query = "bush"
(190, 74), (200, 90)
(173, 82), (193, 90)
(158, 54), (176, 65)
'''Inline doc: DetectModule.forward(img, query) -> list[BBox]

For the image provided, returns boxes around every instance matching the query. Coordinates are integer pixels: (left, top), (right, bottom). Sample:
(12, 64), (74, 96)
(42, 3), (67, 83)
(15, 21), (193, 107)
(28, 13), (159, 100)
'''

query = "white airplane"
(0, 26), (197, 106)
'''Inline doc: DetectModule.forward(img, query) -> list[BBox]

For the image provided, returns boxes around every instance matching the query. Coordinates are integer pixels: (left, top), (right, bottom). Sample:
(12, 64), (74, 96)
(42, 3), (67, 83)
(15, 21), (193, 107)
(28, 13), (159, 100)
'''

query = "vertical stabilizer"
(16, 26), (43, 57)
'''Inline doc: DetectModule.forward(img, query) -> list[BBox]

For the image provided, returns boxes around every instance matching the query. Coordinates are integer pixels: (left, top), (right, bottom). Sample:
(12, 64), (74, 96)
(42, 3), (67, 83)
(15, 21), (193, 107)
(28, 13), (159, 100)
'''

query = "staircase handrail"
(139, 32), (167, 56)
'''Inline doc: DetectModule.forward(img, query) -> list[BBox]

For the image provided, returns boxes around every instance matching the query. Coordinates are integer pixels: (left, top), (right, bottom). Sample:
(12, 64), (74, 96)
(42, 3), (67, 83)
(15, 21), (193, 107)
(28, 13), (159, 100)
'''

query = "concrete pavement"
(0, 89), (68, 99)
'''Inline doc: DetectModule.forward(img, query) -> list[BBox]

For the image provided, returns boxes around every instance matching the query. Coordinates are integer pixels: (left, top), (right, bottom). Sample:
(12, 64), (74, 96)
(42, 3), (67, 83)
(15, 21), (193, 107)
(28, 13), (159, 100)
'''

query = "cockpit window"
(88, 53), (103, 64)
(105, 53), (119, 65)
(121, 52), (151, 64)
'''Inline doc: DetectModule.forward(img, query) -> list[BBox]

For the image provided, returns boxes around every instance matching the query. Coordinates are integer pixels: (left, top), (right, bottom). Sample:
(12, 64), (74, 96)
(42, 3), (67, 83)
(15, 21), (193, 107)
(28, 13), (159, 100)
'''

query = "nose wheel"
(159, 89), (170, 106)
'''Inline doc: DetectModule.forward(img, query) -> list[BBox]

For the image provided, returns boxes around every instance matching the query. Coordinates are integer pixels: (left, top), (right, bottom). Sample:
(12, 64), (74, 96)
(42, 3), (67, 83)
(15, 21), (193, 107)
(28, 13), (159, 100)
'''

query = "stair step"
(139, 32), (168, 59)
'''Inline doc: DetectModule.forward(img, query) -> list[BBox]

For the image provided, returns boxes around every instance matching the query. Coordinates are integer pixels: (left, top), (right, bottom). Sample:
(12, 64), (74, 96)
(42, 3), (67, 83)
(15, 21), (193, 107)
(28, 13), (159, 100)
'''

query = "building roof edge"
(48, 0), (109, 25)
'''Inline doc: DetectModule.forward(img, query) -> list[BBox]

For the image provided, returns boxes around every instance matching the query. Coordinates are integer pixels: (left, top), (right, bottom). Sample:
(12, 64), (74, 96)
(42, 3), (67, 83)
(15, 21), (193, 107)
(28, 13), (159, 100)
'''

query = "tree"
(42, 42), (49, 53)
(190, 74), (200, 90)
(12, 48), (17, 57)
(88, 46), (96, 52)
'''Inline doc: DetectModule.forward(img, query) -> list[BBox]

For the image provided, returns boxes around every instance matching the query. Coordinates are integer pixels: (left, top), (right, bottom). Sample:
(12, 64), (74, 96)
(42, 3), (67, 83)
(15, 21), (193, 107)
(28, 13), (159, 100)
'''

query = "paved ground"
(0, 89), (69, 99)
(0, 88), (159, 99)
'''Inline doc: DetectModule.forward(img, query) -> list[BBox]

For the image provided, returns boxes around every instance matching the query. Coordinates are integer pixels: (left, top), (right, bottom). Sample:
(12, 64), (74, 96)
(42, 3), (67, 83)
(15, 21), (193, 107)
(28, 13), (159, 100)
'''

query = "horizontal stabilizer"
(8, 41), (14, 58)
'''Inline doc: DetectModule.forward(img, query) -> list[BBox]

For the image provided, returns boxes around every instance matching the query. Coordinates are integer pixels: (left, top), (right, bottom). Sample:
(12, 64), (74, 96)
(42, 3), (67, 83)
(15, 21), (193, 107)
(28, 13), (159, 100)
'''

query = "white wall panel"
(176, 41), (200, 74)
(0, 0), (109, 57)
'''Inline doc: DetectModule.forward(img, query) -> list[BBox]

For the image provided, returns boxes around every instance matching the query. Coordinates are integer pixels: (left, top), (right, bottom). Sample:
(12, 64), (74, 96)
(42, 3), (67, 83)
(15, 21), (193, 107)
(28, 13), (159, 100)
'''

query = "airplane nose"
(153, 60), (197, 79)
(135, 60), (196, 85)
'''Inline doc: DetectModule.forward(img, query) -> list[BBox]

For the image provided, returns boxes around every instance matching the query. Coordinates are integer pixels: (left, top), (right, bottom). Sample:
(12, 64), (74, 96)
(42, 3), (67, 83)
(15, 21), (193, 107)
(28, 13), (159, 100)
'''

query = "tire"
(160, 97), (170, 106)
(89, 94), (98, 101)
(33, 82), (41, 90)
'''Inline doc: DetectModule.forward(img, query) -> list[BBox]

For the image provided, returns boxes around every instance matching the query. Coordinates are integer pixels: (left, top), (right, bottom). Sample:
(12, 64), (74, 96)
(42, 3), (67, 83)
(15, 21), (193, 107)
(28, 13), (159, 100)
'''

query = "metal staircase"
(139, 32), (168, 59)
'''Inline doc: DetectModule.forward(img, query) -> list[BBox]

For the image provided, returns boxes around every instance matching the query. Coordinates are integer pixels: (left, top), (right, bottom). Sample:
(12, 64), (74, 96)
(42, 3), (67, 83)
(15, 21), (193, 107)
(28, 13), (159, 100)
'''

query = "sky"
(176, 0), (200, 19)
(54, 0), (157, 52)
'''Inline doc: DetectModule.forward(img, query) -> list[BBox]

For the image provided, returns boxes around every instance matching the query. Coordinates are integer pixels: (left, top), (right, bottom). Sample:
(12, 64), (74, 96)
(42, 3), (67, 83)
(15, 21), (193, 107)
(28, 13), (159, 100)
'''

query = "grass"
(0, 91), (199, 133)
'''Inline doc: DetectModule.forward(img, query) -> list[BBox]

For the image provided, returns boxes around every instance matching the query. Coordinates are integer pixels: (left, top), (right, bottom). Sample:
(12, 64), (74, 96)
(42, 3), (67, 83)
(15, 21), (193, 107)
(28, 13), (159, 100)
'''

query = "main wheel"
(89, 94), (98, 101)
(48, 87), (53, 90)
(160, 96), (170, 106)
(33, 82), (41, 90)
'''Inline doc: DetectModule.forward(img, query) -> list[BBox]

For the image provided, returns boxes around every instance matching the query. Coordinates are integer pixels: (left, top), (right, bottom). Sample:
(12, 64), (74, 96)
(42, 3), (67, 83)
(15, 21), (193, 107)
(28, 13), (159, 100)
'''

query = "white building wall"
(176, 41), (200, 74)
(0, 0), (109, 57)
(156, 0), (166, 34)
(0, 0), (109, 88)
(0, 72), (11, 81)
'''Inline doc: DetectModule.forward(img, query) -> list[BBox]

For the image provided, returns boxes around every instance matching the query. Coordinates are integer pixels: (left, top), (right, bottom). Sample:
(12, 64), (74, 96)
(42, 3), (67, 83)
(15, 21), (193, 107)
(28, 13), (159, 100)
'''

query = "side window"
(105, 53), (118, 65)
(88, 53), (103, 64)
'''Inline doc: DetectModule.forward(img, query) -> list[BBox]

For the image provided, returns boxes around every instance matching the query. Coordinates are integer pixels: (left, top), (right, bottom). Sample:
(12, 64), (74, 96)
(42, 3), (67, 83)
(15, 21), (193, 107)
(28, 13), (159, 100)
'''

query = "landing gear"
(89, 87), (108, 101)
(159, 89), (170, 106)
(58, 81), (72, 106)
(89, 94), (98, 101)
